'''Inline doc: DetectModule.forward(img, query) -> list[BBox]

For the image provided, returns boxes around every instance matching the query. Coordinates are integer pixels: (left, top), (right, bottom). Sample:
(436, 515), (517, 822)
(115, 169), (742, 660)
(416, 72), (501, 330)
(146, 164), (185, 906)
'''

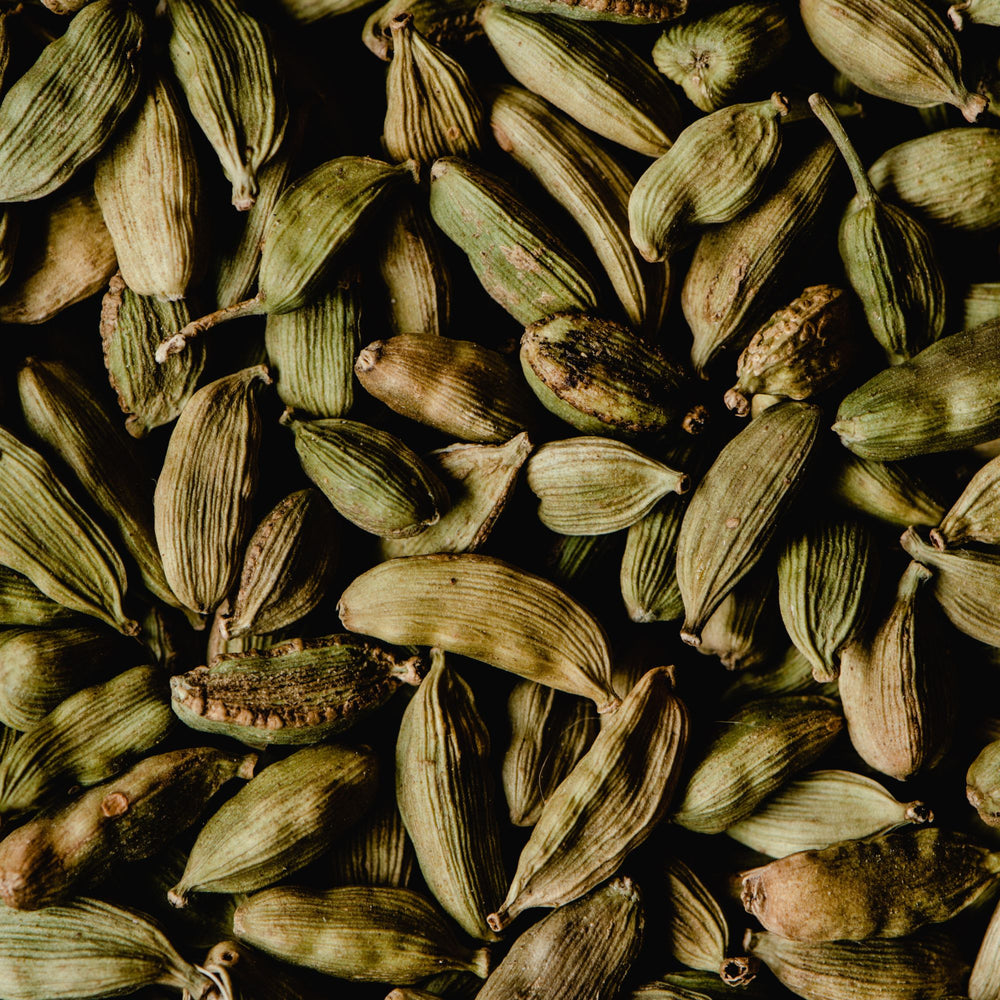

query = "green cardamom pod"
(829, 452), (945, 528)
(328, 790), (416, 888)
(969, 739), (1000, 827)
(631, 971), (774, 1000)
(931, 453), (1000, 549)
(0, 0), (145, 203)
(620, 494), (686, 623)
(971, 896), (1000, 1000)
(493, 0), (685, 22)
(698, 566), (780, 672)
(949, 0), (1000, 23)
(337, 553), (620, 712)
(722, 646), (837, 708)
(965, 283), (1000, 330)
(363, 0), (480, 60)
(0, 567), (80, 629)
(199, 939), (329, 1000)
(548, 533), (619, 592)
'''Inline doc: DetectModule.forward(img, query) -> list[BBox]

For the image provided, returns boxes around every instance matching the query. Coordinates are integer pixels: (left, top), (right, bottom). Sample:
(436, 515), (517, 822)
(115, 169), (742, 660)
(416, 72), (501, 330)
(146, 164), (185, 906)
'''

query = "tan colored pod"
(971, 895), (1000, 1000)
(338, 553), (620, 712)
(933, 453), (1000, 549)
(489, 667), (688, 930)
(199, 939), (330, 1000)
(965, 283), (1000, 330)
(969, 739), (1000, 827)
(364, 0), (480, 60)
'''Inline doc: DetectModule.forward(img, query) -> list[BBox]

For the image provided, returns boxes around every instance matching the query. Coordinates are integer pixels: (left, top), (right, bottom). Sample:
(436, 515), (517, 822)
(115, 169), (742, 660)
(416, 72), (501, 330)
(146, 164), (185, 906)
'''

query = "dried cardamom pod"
(100, 275), (206, 438)
(477, 3), (680, 155)
(800, 0), (987, 120)
(969, 739), (1000, 826)
(0, 208), (17, 290)
(830, 452), (945, 528)
(428, 156), (599, 326)
(949, 0), (1000, 24)
(166, 0), (286, 209)
(154, 366), (270, 615)
(698, 566), (780, 672)
(777, 515), (878, 682)
(0, 568), (80, 629)
(971, 897), (1000, 1000)
(965, 283), (1000, 330)
(502, 680), (598, 828)
(337, 554), (620, 712)
(490, 85), (668, 334)
(527, 437), (689, 536)
(170, 744), (377, 905)
(170, 635), (425, 747)
(0, 746), (255, 909)
(363, 0), (480, 60)
(397, 650), (506, 940)
(676, 401), (822, 644)
(620, 495), (685, 623)
(722, 646), (837, 707)
(839, 560), (954, 780)
(0, 9), (11, 89)
(233, 886), (491, 982)
(724, 285), (856, 416)
(630, 94), (795, 262)
(0, 0), (145, 203)
(727, 769), (933, 857)
(383, 13), (483, 166)
(932, 454), (1000, 549)
(379, 434), (532, 560)
(652, 3), (791, 111)
(672, 695), (843, 834)
(290, 417), (448, 538)
(488, 667), (688, 930)
(199, 939), (328, 1000)
(833, 319), (1000, 459)
(329, 790), (416, 888)
(356, 334), (536, 443)
(547, 533), (618, 592)
(494, 0), (685, 22)
(631, 972), (773, 1000)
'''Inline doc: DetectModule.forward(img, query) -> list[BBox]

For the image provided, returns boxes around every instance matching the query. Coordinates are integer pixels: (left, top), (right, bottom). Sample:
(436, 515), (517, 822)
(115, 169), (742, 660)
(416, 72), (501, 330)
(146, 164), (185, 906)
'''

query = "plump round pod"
(968, 739), (1000, 827)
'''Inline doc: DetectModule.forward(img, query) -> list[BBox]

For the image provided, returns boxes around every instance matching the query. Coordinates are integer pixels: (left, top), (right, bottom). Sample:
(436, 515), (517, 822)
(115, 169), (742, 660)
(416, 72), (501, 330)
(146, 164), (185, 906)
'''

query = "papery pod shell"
(356, 333), (535, 443)
(338, 554), (619, 712)
(0, 664), (173, 818)
(166, 0), (286, 209)
(329, 791), (416, 888)
(799, 0), (987, 120)
(869, 128), (1000, 233)
(629, 95), (791, 263)
(18, 358), (176, 611)
(396, 650), (506, 940)
(94, 69), (200, 300)
(291, 417), (448, 538)
(428, 156), (599, 326)
(949, 0), (1000, 24)
(745, 928), (968, 1000)
(672, 695), (843, 834)
(0, 746), (255, 909)
(171, 634), (425, 747)
(0, 423), (135, 635)
(490, 86), (668, 333)
(384, 14), (484, 166)
(0, 567), (80, 629)
(675, 401), (822, 643)
(265, 269), (361, 419)
(154, 366), (270, 615)
(170, 744), (378, 904)
(971, 896), (1000, 1000)
(830, 452), (945, 528)
(0, 625), (135, 732)
(233, 886), (491, 982)
(380, 434), (532, 560)
(839, 559), (953, 780)
(222, 490), (338, 639)
(965, 284), (1000, 331)
(0, 188), (117, 325)
(363, 0), (480, 60)
(0, 0), (145, 203)
(901, 527), (1000, 648)
(683, 138), (838, 376)
(520, 313), (692, 436)
(479, 879), (643, 1000)
(777, 516), (878, 682)
(725, 285), (856, 416)
(933, 453), (1000, 548)
(101, 275), (206, 438)
(0, 209), (17, 290)
(652, 3), (791, 112)
(489, 667), (688, 929)
(621, 494), (685, 623)
(0, 897), (216, 1000)
(740, 828), (1000, 941)
(722, 646), (837, 707)
(698, 567), (779, 672)
(969, 739), (1000, 826)
(833, 320), (1000, 459)
(527, 437), (689, 536)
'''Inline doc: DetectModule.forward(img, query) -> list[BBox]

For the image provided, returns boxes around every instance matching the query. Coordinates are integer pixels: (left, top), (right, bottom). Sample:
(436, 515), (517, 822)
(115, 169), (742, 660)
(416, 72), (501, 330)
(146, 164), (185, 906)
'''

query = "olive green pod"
(520, 313), (693, 436)
(477, 3), (680, 155)
(722, 646), (837, 708)
(800, 0), (987, 120)
(0, 746), (255, 910)
(969, 739), (1000, 826)
(777, 516), (878, 682)
(833, 320), (1000, 459)
(672, 695), (843, 834)
(932, 454), (1000, 549)
(494, 0), (685, 22)
(620, 495), (686, 623)
(489, 667), (688, 930)
(0, 568), (80, 629)
(171, 635), (425, 747)
(337, 554), (619, 712)
(397, 650), (506, 940)
(830, 453), (945, 528)
(356, 333), (536, 443)
(199, 939), (330, 1000)
(363, 0), (480, 60)
(0, 665), (173, 819)
(0, 0), (145, 203)
(676, 401), (822, 644)
(170, 744), (377, 904)
(154, 366), (270, 615)
(949, 0), (1000, 24)
(698, 566), (780, 672)
(971, 897), (1000, 1000)
(233, 886), (491, 983)
(428, 157), (599, 326)
(166, 0), (286, 210)
(329, 791), (416, 888)
(629, 94), (793, 262)
(965, 283), (1000, 330)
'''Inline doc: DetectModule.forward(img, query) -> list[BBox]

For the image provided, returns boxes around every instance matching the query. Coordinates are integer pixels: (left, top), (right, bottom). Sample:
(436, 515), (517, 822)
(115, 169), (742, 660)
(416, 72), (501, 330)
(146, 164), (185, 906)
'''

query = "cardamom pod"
(630, 972), (771, 1000)
(698, 566), (780, 672)
(722, 646), (837, 708)
(829, 452), (945, 528)
(965, 283), (1000, 330)
(199, 939), (329, 1000)
(949, 0), (1000, 24)
(0, 208), (17, 290)
(329, 790), (416, 888)
(932, 454), (1000, 549)
(969, 739), (1000, 826)
(493, 0), (685, 22)
(363, 0), (480, 60)
(971, 897), (1000, 1000)
(620, 495), (685, 623)
(0, 567), (80, 629)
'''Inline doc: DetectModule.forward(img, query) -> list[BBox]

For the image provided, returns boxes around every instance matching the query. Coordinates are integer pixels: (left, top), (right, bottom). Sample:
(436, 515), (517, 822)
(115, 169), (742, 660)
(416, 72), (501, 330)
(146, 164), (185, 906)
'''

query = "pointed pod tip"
(167, 887), (189, 909)
(486, 910), (507, 933)
(680, 627), (701, 647)
(961, 92), (988, 123)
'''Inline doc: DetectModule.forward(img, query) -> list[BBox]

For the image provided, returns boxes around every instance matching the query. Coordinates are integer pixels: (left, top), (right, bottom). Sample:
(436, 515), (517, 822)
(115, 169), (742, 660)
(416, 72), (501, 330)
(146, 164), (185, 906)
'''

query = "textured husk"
(968, 739), (1000, 827)
(934, 452), (1000, 548)
(620, 494), (686, 623)
(829, 453), (945, 528)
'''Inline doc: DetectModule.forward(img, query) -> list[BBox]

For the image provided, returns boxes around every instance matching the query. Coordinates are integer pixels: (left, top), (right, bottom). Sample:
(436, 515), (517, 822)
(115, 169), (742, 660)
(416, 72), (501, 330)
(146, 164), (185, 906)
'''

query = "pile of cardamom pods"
(0, 0), (999, 997)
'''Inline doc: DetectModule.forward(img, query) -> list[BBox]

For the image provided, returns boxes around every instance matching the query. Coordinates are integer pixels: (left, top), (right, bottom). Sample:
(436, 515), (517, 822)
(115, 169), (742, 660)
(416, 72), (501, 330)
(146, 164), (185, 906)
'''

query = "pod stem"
(905, 801), (933, 824)
(155, 294), (266, 363)
(720, 956), (759, 987)
(807, 93), (877, 203)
